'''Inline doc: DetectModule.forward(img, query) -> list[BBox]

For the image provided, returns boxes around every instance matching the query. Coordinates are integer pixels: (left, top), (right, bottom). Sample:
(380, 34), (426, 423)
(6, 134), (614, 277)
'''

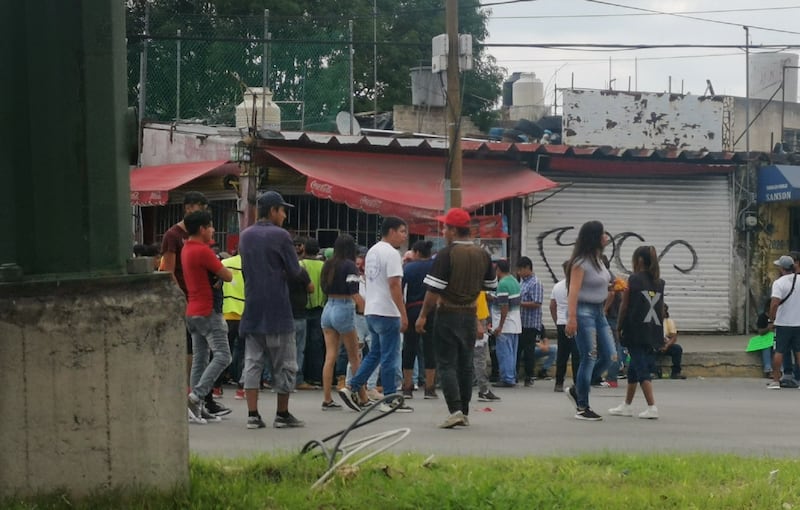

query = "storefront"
(757, 164), (800, 292)
(526, 173), (735, 333)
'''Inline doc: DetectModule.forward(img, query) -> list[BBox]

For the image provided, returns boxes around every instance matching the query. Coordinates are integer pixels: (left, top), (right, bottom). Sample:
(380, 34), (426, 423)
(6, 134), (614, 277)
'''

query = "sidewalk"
(657, 334), (763, 378)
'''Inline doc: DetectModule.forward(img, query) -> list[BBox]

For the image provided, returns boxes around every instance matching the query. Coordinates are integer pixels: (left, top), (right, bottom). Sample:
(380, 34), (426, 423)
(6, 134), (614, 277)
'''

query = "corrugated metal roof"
(262, 130), (758, 166)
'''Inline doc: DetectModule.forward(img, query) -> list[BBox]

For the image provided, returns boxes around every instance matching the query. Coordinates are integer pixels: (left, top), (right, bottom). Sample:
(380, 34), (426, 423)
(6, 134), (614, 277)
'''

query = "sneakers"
(439, 410), (466, 429)
(187, 394), (206, 424)
(321, 400), (342, 411)
(767, 381), (781, 390)
(378, 400), (414, 413)
(524, 378), (534, 387)
(575, 408), (603, 421)
(669, 373), (687, 380)
(553, 383), (564, 393)
(424, 389), (439, 399)
(608, 402), (633, 417)
(234, 388), (246, 400)
(337, 387), (362, 411)
(212, 387), (223, 398)
(274, 413), (305, 428)
(247, 415), (266, 429)
(205, 399), (232, 417)
(200, 407), (222, 422)
(477, 390), (501, 402)
(402, 387), (414, 399)
(565, 385), (578, 409)
(492, 381), (515, 388)
(366, 388), (384, 401)
(638, 406), (659, 419)
(188, 408), (207, 425)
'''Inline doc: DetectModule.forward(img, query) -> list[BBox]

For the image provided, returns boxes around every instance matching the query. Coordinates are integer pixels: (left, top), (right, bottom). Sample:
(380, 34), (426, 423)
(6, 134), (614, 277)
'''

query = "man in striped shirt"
(416, 208), (497, 428)
(490, 259), (522, 388)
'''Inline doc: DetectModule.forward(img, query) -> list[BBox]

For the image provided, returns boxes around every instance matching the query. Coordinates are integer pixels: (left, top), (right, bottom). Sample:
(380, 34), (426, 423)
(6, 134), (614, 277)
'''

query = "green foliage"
(6, 453), (800, 509)
(125, 1), (504, 132)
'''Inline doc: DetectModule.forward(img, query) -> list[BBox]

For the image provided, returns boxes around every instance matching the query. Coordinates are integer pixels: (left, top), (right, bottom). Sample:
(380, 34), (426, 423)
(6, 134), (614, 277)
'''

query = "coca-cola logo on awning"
(309, 180), (333, 196)
(359, 196), (382, 209)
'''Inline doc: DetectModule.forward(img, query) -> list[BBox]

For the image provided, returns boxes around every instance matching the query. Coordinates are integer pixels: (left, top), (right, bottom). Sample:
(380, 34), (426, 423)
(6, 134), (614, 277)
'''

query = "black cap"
(257, 190), (293, 209)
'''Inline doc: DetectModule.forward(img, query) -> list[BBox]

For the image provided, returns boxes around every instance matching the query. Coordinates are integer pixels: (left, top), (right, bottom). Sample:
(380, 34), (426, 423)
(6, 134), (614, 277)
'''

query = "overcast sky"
(483, 0), (800, 109)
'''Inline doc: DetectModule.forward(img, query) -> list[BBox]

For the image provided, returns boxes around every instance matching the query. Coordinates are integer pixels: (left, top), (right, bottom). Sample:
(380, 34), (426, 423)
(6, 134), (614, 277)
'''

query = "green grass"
(5, 453), (800, 509)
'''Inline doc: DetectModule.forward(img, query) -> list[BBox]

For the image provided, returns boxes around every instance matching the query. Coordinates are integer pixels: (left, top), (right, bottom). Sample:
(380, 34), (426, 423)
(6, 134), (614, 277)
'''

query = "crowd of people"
(135, 191), (699, 427)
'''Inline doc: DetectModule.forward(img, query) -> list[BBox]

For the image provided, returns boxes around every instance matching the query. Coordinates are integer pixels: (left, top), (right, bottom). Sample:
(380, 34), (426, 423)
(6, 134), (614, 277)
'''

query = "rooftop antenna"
(704, 79), (716, 96)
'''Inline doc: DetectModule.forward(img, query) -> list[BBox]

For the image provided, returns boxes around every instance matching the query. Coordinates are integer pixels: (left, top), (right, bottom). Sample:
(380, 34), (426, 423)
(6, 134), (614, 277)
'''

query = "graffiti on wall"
(536, 226), (699, 283)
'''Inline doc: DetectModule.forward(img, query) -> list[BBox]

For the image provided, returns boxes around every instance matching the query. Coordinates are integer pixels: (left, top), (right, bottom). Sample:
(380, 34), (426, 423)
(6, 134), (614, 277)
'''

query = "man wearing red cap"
(416, 208), (497, 428)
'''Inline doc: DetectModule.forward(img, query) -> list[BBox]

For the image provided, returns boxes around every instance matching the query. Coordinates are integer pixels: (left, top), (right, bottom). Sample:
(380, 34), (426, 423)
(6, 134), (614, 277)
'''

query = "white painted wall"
(562, 89), (725, 151)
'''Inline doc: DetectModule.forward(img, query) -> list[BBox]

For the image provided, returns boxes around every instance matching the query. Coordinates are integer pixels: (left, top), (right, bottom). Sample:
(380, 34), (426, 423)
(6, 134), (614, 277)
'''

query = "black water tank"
(502, 72), (521, 107)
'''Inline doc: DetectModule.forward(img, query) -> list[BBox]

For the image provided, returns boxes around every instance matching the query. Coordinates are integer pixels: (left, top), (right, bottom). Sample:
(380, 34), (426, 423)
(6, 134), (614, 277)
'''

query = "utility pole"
(445, 0), (462, 209)
(744, 25), (751, 335)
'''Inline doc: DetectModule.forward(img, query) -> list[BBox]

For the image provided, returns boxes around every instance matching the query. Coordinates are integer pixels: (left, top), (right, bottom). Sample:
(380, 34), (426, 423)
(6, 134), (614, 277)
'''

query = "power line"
(585, 0), (800, 36)
(491, 6), (800, 20)
(494, 52), (745, 63)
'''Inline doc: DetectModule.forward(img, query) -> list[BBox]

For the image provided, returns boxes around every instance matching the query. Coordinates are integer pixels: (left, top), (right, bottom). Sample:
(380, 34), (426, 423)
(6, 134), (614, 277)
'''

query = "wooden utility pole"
(445, 0), (462, 208)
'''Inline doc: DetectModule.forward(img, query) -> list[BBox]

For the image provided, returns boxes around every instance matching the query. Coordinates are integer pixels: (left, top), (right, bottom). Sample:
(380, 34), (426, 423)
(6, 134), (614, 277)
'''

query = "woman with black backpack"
(608, 245), (665, 420)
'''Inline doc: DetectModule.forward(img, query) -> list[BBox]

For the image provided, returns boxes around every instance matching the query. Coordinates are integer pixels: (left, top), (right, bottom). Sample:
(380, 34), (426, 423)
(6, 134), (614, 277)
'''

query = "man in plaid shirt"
(517, 256), (544, 386)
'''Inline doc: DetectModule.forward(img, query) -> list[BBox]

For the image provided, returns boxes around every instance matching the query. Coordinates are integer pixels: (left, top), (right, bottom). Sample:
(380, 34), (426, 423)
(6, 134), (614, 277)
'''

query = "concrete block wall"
(0, 274), (188, 497)
(393, 105), (480, 136)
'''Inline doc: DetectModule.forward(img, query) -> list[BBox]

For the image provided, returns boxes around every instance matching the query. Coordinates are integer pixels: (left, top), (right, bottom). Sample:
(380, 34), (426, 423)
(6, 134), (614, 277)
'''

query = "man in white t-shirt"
(339, 217), (413, 412)
(767, 255), (800, 389)
(549, 261), (579, 392)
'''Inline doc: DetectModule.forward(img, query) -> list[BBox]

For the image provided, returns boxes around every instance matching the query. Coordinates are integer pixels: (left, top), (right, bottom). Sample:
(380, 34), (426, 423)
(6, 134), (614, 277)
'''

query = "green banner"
(746, 332), (774, 352)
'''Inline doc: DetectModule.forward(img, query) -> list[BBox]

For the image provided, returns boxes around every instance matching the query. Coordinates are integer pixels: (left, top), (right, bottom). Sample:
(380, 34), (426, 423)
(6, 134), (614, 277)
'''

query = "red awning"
(129, 160), (235, 205)
(264, 147), (558, 220)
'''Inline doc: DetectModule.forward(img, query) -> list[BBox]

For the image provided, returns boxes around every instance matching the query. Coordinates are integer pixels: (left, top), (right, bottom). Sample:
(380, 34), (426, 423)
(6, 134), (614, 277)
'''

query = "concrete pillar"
(0, 275), (188, 497)
(0, 1), (130, 277)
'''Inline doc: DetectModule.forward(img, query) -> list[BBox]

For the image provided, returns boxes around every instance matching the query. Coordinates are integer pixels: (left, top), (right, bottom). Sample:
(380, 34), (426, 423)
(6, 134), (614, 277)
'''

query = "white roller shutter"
(526, 175), (732, 332)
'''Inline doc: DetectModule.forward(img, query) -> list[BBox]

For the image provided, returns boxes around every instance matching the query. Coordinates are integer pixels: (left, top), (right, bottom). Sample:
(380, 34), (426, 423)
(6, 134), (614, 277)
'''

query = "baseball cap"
(257, 190), (293, 210)
(435, 208), (471, 228)
(774, 255), (795, 270)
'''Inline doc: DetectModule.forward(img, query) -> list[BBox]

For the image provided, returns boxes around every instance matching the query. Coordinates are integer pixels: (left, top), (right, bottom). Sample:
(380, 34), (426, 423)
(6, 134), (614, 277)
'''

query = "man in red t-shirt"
(181, 210), (233, 424)
(160, 192), (208, 394)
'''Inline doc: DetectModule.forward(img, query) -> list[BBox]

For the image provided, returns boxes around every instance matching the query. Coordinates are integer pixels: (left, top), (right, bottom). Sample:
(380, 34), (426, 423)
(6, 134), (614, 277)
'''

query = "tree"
(126, 0), (504, 131)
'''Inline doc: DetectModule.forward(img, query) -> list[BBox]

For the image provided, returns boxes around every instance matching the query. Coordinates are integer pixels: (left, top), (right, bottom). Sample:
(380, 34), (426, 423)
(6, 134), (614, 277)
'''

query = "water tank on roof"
(236, 87), (281, 131)
(410, 66), (446, 107)
(502, 72), (521, 107)
(513, 73), (544, 107)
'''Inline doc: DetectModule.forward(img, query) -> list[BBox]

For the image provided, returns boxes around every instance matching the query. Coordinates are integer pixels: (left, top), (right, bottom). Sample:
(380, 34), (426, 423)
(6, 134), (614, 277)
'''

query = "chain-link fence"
(127, 12), (368, 132)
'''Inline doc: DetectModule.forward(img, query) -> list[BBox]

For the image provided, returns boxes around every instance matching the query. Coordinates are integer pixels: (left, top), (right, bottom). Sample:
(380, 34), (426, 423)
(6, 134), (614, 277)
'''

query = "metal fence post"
(176, 29), (181, 120)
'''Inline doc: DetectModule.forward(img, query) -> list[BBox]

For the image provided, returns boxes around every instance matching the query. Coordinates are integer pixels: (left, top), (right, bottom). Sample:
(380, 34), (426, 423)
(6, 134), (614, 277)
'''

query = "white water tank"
(235, 87), (281, 131)
(410, 66), (446, 107)
(512, 72), (544, 107)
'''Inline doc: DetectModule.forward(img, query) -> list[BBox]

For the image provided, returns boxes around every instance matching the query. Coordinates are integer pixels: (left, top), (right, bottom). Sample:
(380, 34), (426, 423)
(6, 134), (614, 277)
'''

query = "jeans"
(534, 343), (557, 372)
(186, 314), (231, 400)
(433, 310), (476, 415)
(574, 302), (616, 409)
(495, 333), (519, 384)
(349, 315), (401, 395)
(348, 314), (379, 390)
(660, 344), (683, 375)
(293, 318), (307, 386)
(304, 307), (324, 384)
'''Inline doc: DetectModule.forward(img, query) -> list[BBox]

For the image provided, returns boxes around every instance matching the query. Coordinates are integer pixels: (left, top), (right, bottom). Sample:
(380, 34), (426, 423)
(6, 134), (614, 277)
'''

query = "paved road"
(190, 377), (796, 459)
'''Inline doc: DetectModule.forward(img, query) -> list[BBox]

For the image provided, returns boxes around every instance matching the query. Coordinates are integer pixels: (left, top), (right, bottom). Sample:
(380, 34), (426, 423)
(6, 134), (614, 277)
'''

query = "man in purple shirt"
(239, 191), (305, 430)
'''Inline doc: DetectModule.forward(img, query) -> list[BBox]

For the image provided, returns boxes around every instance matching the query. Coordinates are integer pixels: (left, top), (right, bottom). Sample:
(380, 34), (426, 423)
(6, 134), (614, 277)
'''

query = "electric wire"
(299, 394), (412, 490)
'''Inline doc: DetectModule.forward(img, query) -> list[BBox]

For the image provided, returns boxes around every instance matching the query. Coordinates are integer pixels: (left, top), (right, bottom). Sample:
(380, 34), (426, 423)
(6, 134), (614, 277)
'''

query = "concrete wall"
(393, 105), (479, 136)
(562, 89), (725, 151)
(731, 96), (800, 152)
(0, 274), (188, 498)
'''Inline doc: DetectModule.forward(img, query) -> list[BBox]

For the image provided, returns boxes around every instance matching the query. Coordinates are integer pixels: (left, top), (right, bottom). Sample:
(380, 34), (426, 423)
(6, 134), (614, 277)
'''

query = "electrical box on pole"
(431, 33), (473, 73)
